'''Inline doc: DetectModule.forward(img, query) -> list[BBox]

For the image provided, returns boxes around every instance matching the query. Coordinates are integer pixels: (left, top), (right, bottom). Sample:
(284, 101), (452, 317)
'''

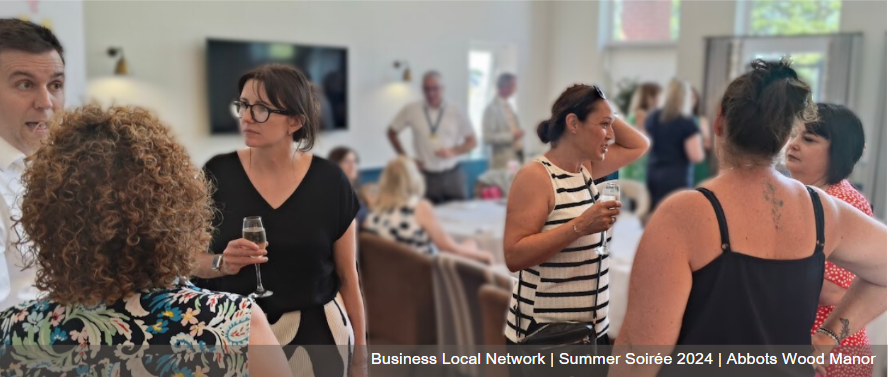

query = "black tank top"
(677, 187), (825, 345)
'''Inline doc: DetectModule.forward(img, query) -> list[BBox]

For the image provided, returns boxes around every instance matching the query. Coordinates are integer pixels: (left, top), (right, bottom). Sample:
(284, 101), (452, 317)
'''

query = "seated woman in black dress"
(611, 59), (886, 376)
(191, 64), (365, 377)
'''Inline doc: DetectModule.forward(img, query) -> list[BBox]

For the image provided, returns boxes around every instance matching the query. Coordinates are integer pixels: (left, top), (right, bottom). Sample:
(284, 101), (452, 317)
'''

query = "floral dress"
(811, 180), (873, 377)
(0, 283), (252, 376)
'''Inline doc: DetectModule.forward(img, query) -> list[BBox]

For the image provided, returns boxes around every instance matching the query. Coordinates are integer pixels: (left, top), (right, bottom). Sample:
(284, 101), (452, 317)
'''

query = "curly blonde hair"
(16, 105), (214, 306)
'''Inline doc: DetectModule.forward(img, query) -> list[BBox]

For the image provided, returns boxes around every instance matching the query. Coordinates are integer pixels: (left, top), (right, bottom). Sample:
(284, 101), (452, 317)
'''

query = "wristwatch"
(211, 254), (224, 272)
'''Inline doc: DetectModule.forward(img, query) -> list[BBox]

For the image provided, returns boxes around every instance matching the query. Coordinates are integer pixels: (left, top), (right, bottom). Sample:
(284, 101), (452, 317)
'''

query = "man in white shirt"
(387, 71), (477, 203)
(482, 73), (524, 169)
(0, 19), (66, 310)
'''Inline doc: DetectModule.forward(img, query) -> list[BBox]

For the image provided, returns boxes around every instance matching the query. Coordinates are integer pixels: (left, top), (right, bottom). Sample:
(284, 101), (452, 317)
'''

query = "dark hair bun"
(720, 58), (815, 158)
(537, 120), (551, 143)
(752, 58), (799, 85)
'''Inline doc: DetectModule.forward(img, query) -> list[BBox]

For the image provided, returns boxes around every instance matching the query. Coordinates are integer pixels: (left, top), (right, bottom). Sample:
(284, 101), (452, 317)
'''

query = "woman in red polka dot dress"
(785, 103), (873, 377)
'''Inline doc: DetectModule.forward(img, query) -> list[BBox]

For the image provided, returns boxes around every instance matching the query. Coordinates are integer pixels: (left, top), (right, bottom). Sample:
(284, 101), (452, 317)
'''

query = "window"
(467, 42), (517, 155)
(745, 0), (841, 36)
(609, 0), (680, 43)
(468, 50), (494, 140)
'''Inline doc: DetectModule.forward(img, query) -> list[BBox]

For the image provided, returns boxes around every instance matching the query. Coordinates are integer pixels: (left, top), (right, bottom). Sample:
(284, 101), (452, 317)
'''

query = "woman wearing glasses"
(191, 64), (365, 377)
(503, 84), (648, 376)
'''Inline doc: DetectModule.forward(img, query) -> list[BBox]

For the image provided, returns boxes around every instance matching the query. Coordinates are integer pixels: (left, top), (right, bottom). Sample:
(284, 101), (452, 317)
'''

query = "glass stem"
(255, 264), (265, 292)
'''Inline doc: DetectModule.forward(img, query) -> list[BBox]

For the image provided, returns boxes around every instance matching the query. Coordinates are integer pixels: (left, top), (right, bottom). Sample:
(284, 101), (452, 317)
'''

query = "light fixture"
(107, 47), (129, 75)
(393, 60), (411, 82)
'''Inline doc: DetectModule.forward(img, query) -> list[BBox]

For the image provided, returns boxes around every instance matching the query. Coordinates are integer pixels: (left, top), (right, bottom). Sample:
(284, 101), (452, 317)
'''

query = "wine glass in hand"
(243, 216), (273, 299)
(598, 182), (620, 256)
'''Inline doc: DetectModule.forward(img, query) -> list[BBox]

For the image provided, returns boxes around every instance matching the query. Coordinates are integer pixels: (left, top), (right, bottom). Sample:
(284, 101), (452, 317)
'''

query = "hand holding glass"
(243, 216), (273, 299)
(598, 182), (620, 256)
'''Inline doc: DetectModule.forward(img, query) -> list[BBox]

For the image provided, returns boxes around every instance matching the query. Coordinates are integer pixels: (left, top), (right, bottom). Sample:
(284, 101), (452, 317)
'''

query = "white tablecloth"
(434, 199), (643, 337)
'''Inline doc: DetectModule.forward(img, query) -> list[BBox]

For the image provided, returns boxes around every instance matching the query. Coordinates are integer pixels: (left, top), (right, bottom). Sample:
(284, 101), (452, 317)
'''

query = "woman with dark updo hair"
(502, 84), (648, 376)
(612, 59), (886, 377)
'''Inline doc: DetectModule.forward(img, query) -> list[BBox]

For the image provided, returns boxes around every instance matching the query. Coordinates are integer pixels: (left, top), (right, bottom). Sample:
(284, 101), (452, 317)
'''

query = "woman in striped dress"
(503, 84), (649, 375)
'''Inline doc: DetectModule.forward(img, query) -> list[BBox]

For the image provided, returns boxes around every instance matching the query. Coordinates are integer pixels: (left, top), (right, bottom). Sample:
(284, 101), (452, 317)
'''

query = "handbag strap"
(514, 166), (603, 340)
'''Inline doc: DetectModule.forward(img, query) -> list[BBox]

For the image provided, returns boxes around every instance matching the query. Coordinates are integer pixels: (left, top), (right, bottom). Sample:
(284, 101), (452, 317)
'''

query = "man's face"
(499, 79), (517, 98)
(0, 49), (65, 156)
(422, 76), (443, 107)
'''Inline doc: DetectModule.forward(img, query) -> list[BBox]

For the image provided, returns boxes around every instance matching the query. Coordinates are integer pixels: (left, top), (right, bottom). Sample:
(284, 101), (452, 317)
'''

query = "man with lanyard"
(387, 71), (477, 204)
(0, 19), (66, 310)
(482, 73), (524, 170)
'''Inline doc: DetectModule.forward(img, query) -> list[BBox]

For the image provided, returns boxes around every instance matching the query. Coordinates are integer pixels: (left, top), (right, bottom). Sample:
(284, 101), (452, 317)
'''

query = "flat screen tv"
(206, 38), (348, 134)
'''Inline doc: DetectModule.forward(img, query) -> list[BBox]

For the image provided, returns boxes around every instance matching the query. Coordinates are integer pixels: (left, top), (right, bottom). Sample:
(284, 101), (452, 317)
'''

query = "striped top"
(505, 156), (610, 342)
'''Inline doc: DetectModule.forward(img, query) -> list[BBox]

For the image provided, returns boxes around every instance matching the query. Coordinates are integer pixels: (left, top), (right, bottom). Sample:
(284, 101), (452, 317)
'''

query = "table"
(434, 199), (644, 336)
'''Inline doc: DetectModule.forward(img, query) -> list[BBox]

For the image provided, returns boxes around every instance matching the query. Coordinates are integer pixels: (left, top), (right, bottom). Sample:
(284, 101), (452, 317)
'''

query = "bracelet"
(572, 223), (581, 236)
(816, 327), (842, 346)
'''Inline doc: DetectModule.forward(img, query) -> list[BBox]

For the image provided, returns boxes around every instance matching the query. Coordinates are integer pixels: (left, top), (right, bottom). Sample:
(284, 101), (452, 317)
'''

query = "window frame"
(601, 0), (681, 48)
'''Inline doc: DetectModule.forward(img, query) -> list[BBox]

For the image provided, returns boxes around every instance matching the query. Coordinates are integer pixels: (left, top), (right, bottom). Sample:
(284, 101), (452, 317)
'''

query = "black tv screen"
(206, 38), (348, 134)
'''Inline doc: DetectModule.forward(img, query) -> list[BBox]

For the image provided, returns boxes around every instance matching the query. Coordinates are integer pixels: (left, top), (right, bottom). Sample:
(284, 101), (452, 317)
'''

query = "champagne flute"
(243, 216), (273, 299)
(598, 182), (620, 256)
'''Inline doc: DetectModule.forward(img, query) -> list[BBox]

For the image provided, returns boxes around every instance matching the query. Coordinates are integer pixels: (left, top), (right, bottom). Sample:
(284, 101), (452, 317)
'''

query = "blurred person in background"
(483, 72), (524, 169)
(786, 103), (873, 377)
(387, 71), (477, 204)
(364, 155), (493, 264)
(192, 64), (365, 377)
(0, 105), (288, 376)
(619, 82), (660, 183)
(503, 84), (648, 376)
(329, 146), (369, 227)
(645, 78), (704, 210)
(0, 18), (65, 311)
(612, 60), (887, 377)
(691, 87), (713, 185)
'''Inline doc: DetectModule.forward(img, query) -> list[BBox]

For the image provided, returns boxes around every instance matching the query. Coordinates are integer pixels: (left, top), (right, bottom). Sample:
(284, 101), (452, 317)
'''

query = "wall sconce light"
(107, 47), (129, 75)
(393, 60), (411, 82)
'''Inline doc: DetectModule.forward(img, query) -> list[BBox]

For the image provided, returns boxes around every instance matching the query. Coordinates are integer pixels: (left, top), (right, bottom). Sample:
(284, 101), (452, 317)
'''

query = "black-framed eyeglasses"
(231, 100), (293, 123)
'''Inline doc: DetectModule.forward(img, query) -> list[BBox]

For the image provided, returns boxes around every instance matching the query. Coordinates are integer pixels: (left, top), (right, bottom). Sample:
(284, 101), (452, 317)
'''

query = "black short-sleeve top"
(195, 152), (359, 323)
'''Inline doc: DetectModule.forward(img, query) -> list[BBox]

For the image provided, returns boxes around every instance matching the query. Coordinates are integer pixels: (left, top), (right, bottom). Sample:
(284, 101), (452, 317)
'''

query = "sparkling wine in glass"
(243, 216), (273, 299)
(598, 182), (621, 256)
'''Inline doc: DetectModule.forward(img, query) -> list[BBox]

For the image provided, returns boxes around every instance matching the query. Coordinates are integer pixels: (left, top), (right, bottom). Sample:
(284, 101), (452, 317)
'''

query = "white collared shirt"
(0, 136), (36, 310)
(389, 100), (475, 172)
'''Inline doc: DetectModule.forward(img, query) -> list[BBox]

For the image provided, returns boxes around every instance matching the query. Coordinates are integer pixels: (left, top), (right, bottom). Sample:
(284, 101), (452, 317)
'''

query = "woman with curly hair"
(0, 105), (288, 376)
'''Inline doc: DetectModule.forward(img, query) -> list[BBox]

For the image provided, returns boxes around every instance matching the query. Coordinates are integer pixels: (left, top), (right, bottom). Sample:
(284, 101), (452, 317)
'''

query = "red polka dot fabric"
(811, 180), (873, 377)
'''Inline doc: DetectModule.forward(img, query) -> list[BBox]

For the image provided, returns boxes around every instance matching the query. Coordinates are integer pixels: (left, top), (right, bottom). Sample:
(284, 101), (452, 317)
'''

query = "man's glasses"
(231, 100), (293, 123)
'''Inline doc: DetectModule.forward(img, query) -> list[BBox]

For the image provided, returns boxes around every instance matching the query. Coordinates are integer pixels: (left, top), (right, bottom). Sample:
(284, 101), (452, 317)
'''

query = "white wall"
(1, 1), (87, 108)
(840, 0), (888, 196)
(83, 1), (552, 168)
(675, 1), (737, 91)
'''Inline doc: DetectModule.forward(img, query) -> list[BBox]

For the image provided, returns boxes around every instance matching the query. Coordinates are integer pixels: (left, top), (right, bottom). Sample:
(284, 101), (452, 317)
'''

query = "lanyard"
(423, 104), (446, 137)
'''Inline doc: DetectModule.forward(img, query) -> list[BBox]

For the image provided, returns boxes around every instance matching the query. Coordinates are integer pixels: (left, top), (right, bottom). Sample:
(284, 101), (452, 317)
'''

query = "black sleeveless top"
(677, 187), (825, 345)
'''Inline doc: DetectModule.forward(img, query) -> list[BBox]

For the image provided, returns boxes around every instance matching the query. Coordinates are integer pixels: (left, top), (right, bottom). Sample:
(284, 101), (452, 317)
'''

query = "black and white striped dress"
(505, 156), (610, 342)
(363, 196), (435, 255)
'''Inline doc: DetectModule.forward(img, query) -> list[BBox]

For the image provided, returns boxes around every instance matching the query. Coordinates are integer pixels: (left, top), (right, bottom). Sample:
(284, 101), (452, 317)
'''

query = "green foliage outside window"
(749, 0), (841, 35)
